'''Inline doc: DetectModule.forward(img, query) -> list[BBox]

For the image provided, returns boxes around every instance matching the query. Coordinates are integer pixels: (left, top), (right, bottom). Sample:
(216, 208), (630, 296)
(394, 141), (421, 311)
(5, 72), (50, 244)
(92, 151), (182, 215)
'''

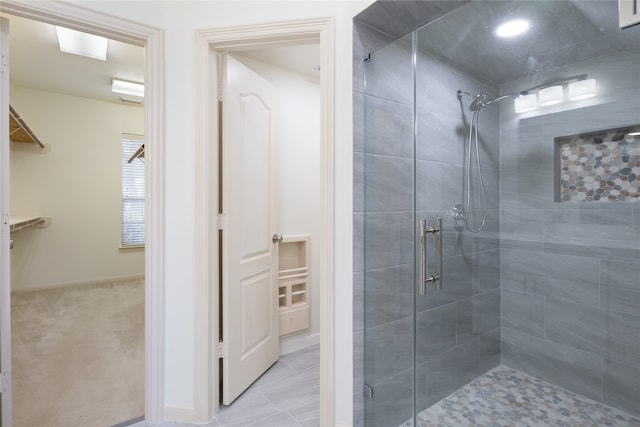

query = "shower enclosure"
(354, 1), (640, 426)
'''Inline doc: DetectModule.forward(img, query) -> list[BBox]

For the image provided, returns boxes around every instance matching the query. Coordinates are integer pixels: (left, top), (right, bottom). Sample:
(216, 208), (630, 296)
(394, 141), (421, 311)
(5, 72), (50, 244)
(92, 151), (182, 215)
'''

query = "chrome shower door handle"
(433, 217), (443, 290)
(419, 217), (443, 295)
(419, 219), (427, 295)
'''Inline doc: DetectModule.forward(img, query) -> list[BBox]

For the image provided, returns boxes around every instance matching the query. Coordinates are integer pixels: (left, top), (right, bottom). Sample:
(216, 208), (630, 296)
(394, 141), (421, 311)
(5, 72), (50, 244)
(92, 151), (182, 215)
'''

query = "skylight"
(56, 26), (108, 61)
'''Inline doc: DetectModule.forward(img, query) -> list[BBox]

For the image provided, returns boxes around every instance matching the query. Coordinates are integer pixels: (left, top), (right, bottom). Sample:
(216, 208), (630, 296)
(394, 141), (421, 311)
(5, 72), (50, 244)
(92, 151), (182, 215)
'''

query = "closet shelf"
(9, 105), (44, 148)
(10, 216), (52, 233)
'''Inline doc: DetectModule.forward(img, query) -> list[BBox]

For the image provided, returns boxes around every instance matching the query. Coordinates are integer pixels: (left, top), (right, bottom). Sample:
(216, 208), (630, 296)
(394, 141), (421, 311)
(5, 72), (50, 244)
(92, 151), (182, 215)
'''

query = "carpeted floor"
(11, 278), (144, 427)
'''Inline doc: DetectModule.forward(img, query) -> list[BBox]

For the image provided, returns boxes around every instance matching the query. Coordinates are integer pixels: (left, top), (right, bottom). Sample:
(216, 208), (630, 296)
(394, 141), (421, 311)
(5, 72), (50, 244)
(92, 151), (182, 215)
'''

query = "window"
(121, 135), (145, 247)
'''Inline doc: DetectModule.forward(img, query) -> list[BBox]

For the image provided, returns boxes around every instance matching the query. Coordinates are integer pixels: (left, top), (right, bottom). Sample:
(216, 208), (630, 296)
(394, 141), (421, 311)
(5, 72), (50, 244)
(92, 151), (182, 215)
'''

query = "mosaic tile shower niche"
(556, 125), (640, 202)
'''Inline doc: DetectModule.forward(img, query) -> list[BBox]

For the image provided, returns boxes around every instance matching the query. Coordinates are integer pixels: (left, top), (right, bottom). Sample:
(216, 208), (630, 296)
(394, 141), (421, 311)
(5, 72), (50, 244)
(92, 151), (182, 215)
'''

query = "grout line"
(283, 408), (305, 427)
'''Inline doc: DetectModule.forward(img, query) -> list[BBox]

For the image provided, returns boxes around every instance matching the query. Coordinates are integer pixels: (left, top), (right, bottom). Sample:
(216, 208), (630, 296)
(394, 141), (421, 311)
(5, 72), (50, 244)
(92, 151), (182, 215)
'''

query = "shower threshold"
(400, 366), (639, 427)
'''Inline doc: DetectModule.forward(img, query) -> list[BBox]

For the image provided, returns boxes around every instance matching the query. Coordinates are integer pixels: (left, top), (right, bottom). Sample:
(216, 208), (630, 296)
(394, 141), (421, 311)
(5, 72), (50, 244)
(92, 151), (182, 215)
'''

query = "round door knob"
(272, 234), (283, 244)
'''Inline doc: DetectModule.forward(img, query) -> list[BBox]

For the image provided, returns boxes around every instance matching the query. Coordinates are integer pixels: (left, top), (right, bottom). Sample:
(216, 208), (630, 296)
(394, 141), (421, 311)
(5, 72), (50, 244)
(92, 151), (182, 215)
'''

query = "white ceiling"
(239, 44), (321, 79)
(4, 13), (145, 105)
(3, 13), (319, 106)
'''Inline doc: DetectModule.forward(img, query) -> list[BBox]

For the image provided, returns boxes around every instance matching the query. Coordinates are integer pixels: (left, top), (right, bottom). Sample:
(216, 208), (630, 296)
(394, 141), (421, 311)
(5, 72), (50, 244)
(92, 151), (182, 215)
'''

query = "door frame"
(194, 18), (335, 423)
(1, 16), (11, 427)
(0, 1), (165, 424)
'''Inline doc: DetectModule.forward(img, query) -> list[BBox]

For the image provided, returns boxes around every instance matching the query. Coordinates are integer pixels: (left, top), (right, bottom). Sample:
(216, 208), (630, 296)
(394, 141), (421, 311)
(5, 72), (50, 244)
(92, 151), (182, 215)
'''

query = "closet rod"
(127, 143), (145, 163)
(9, 105), (45, 148)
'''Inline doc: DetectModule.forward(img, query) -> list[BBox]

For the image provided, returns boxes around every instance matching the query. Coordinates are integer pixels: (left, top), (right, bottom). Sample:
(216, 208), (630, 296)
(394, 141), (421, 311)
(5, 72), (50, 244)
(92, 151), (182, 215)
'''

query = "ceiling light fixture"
(112, 79), (145, 98)
(495, 20), (530, 38)
(514, 93), (538, 113)
(510, 75), (597, 114)
(628, 131), (640, 136)
(56, 26), (107, 61)
(538, 85), (564, 106)
(568, 78), (597, 101)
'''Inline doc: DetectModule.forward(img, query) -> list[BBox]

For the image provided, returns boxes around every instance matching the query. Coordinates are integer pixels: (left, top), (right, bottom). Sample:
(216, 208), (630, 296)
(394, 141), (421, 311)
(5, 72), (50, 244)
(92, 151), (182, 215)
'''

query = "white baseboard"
(162, 406), (198, 424)
(280, 331), (320, 355)
(11, 274), (144, 293)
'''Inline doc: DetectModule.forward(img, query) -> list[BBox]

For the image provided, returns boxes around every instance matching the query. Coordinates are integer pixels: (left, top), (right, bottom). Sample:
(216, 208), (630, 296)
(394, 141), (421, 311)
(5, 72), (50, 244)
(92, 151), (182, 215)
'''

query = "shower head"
(469, 94), (488, 111)
(457, 90), (488, 111)
(460, 90), (517, 112)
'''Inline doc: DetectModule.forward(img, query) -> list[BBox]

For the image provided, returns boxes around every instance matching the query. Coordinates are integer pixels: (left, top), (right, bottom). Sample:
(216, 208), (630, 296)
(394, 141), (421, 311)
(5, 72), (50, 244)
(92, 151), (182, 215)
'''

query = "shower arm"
(482, 93), (517, 106)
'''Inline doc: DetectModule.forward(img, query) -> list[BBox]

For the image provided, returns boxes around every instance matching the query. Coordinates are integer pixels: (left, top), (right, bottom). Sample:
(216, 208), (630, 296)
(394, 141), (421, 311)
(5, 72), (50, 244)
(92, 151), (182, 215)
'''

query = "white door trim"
(194, 17), (335, 424)
(1, 16), (12, 427)
(0, 2), (165, 424)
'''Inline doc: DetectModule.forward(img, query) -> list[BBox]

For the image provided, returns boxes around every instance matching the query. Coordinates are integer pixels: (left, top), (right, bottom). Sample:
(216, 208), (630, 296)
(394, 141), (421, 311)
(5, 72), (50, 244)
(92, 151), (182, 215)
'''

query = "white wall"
(234, 54), (322, 351)
(63, 1), (374, 424)
(10, 85), (145, 291)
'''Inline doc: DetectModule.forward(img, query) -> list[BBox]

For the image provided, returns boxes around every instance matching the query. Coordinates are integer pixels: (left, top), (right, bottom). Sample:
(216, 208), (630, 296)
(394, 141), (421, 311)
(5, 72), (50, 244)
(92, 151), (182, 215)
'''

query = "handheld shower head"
(464, 92), (517, 111)
(457, 90), (490, 111)
(469, 94), (488, 111)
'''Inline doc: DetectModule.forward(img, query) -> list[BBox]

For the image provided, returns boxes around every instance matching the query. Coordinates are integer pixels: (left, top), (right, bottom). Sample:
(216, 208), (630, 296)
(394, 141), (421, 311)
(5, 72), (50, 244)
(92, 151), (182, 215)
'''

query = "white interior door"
(221, 54), (279, 405)
(0, 16), (12, 427)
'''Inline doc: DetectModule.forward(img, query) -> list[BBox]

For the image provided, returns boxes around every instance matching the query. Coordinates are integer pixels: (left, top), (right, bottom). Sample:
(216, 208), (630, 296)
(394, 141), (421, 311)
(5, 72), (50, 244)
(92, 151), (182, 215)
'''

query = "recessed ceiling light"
(56, 26), (108, 61)
(495, 20), (530, 38)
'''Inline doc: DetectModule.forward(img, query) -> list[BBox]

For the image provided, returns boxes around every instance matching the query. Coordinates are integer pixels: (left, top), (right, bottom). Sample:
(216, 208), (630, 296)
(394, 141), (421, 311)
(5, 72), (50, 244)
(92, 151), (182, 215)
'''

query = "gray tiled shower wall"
(354, 1), (640, 425)
(353, 10), (500, 427)
(498, 51), (640, 418)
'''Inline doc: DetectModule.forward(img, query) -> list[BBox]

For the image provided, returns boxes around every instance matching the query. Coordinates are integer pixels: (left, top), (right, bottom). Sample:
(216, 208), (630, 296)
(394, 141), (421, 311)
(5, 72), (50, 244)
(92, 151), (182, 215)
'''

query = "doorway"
(4, 12), (144, 427)
(194, 18), (335, 423)
(0, 2), (164, 425)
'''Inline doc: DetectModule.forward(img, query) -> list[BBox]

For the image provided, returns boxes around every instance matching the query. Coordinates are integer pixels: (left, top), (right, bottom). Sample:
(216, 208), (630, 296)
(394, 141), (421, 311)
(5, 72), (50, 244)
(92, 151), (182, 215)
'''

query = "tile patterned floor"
(130, 344), (319, 427)
(414, 366), (640, 427)
(133, 362), (639, 427)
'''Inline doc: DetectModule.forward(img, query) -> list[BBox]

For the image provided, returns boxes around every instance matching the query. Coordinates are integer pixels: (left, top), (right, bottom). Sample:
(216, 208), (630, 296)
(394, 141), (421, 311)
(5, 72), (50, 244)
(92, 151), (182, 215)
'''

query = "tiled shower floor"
(412, 366), (640, 426)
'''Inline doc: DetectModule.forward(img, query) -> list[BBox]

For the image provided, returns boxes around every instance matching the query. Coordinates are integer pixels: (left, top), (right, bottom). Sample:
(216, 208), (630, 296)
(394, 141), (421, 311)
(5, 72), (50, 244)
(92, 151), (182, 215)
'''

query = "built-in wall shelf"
(278, 234), (310, 337)
(9, 105), (44, 148)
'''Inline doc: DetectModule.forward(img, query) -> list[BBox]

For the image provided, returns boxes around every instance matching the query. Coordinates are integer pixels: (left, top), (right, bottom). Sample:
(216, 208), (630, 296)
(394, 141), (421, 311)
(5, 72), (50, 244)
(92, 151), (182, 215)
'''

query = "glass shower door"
(412, 21), (502, 423)
(362, 22), (502, 427)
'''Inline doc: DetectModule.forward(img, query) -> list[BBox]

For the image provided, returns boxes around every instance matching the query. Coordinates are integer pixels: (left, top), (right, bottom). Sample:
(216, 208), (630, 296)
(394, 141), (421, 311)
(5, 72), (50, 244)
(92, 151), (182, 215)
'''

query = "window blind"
(121, 137), (145, 247)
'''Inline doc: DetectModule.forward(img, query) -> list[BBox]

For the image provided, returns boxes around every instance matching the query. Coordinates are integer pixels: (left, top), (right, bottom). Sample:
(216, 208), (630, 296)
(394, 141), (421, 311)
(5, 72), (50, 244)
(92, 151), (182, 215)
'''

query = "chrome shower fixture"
(456, 89), (494, 233)
(456, 90), (516, 111)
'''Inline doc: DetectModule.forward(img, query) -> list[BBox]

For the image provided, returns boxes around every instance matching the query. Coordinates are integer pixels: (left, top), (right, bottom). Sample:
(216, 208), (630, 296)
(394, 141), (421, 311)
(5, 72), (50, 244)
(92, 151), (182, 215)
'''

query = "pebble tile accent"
(558, 126), (640, 202)
(402, 366), (640, 426)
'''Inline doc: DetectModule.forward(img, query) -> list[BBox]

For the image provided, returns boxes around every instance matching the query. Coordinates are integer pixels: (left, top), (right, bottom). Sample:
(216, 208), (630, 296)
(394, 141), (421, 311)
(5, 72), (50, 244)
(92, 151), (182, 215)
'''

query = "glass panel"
(363, 32), (415, 427)
(360, 1), (640, 425)
(413, 0), (640, 424)
(414, 5), (502, 421)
